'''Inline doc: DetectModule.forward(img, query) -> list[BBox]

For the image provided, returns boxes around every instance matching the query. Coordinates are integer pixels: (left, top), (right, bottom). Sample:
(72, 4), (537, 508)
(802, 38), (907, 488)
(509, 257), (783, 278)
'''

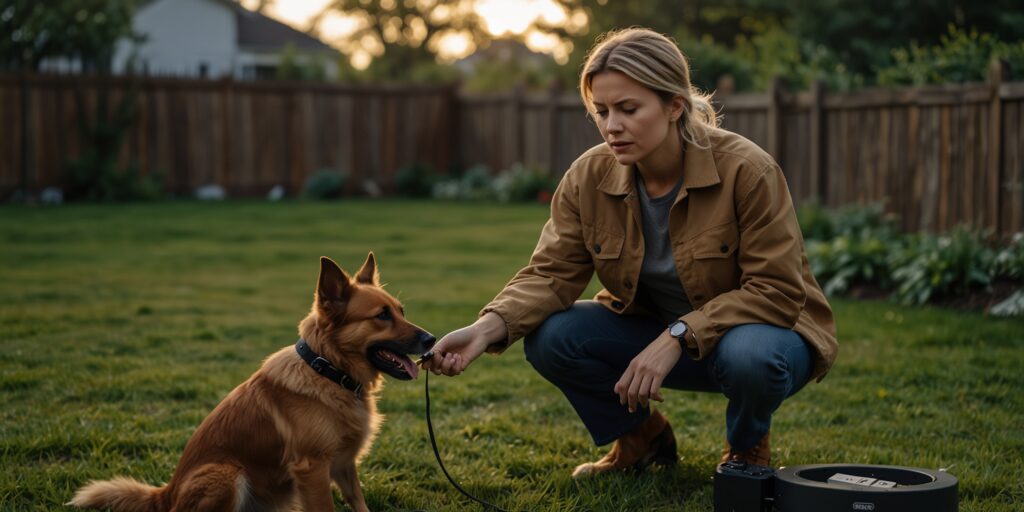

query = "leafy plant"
(807, 231), (897, 296)
(394, 162), (436, 198)
(65, 85), (161, 202)
(877, 25), (1024, 86)
(993, 232), (1024, 280)
(492, 164), (556, 203)
(799, 201), (897, 242)
(990, 289), (1024, 317)
(797, 201), (836, 241)
(432, 165), (494, 201)
(891, 227), (996, 305)
(302, 169), (348, 200)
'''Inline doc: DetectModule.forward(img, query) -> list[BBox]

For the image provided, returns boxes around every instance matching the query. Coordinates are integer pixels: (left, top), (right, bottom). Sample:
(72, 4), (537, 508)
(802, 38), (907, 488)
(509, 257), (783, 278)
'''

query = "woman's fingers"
(614, 368), (632, 406)
(439, 352), (461, 376)
(649, 375), (665, 403)
(626, 373), (643, 413)
(637, 374), (654, 409)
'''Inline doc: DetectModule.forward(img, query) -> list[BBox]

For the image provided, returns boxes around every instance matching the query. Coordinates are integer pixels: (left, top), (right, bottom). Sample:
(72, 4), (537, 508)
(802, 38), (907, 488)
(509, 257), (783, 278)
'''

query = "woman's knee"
(712, 324), (803, 396)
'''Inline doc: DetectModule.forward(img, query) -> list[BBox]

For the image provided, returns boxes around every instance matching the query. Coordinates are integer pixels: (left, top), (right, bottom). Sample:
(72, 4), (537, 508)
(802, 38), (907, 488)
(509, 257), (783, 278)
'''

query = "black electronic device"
(714, 462), (958, 512)
(714, 460), (776, 512)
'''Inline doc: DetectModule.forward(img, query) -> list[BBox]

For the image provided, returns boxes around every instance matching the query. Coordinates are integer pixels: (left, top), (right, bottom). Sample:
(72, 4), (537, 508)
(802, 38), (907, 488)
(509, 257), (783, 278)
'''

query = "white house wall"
(113, 0), (236, 77)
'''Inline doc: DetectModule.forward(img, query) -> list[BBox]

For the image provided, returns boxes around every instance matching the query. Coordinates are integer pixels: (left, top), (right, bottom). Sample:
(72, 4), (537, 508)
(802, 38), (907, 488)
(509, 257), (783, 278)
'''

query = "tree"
(785, 0), (1024, 79)
(537, 0), (788, 91)
(0, 0), (139, 72)
(313, 0), (489, 82)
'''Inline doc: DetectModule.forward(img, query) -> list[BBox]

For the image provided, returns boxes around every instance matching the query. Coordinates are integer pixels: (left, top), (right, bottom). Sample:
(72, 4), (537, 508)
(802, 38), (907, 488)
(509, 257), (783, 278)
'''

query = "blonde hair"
(580, 28), (719, 148)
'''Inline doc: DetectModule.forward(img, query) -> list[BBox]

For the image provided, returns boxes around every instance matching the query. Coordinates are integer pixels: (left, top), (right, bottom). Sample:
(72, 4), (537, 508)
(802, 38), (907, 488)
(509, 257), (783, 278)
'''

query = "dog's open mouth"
(369, 344), (419, 380)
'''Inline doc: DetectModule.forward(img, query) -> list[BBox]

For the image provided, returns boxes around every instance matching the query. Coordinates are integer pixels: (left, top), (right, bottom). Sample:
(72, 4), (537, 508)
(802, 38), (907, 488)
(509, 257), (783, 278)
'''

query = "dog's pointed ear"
(317, 256), (352, 307)
(355, 251), (379, 285)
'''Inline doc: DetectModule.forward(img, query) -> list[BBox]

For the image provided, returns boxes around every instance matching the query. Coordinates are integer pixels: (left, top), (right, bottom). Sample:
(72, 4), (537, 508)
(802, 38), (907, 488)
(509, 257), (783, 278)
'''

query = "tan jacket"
(483, 128), (838, 380)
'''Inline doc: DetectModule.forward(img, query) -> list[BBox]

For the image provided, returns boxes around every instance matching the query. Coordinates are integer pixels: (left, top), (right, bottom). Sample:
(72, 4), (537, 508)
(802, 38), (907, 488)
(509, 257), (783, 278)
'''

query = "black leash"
(423, 369), (509, 512)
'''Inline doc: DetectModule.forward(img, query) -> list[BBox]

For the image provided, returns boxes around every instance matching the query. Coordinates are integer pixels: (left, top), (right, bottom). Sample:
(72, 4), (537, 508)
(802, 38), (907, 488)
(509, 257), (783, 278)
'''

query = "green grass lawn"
(1, 200), (1022, 511)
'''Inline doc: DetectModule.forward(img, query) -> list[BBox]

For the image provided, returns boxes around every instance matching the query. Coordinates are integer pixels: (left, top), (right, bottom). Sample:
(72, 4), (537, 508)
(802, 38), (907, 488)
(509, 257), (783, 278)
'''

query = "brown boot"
(720, 431), (771, 467)
(572, 409), (678, 478)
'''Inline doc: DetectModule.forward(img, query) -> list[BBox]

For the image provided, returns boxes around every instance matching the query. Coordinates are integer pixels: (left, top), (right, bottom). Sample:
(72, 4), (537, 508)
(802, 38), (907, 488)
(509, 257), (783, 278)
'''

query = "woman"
(423, 28), (837, 477)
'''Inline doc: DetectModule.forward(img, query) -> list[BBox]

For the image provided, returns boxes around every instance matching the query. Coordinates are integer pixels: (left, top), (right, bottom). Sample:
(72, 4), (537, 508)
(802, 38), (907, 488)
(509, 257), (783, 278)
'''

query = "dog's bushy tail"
(67, 477), (163, 512)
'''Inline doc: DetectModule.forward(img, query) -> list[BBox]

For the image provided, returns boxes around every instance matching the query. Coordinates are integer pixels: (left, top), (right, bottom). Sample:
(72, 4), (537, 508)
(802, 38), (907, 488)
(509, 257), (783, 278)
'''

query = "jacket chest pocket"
(584, 225), (624, 260)
(690, 222), (740, 294)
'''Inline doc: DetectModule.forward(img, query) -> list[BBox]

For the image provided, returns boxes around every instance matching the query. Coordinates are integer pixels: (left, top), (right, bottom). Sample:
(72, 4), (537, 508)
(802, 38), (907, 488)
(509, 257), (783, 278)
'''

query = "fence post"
(987, 59), (1008, 235)
(18, 72), (30, 197)
(510, 83), (525, 171)
(767, 76), (785, 162)
(548, 79), (561, 175)
(218, 76), (232, 190)
(809, 79), (826, 203)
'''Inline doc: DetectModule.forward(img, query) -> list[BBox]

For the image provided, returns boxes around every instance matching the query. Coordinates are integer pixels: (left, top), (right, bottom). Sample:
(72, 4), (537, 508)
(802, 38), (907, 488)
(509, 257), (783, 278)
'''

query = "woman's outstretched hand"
(422, 312), (507, 376)
(614, 331), (682, 412)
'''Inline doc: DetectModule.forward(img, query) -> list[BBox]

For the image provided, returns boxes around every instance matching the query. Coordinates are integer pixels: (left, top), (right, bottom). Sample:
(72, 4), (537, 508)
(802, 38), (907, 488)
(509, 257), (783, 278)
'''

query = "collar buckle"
(310, 356), (330, 374)
(339, 374), (362, 396)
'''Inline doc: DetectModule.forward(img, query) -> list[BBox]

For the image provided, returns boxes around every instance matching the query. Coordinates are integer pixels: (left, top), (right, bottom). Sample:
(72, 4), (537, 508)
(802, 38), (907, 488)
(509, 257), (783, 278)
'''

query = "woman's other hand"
(422, 312), (507, 376)
(614, 331), (682, 412)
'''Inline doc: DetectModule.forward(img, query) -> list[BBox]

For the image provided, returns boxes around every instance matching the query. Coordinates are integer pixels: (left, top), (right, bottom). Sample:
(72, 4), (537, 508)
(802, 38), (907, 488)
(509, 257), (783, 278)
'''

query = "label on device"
(870, 479), (897, 488)
(828, 473), (877, 486)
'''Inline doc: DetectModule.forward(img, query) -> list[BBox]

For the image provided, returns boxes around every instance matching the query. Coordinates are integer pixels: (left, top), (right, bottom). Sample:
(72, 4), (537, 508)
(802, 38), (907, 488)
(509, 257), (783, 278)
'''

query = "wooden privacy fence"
(0, 74), (456, 197)
(460, 65), (1024, 237)
(1, 69), (1022, 235)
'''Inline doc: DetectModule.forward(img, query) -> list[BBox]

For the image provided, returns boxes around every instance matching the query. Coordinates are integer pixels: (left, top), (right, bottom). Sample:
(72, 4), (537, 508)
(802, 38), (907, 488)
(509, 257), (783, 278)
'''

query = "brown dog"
(69, 254), (435, 512)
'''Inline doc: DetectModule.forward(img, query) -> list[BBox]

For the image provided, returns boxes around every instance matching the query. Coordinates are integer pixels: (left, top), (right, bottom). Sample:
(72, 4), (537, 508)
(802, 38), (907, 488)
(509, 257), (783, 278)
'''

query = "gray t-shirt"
(636, 171), (693, 324)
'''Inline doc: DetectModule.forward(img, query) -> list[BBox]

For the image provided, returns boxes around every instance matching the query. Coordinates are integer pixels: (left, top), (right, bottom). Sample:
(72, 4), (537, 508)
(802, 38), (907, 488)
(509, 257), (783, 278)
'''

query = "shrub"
(990, 289), (1024, 317)
(65, 84), (161, 202)
(430, 165), (494, 201)
(302, 169), (348, 200)
(431, 178), (462, 200)
(493, 164), (556, 203)
(395, 162), (435, 198)
(891, 227), (996, 305)
(877, 25), (1024, 86)
(797, 201), (836, 241)
(994, 232), (1024, 280)
(807, 231), (898, 296)
(67, 156), (163, 201)
(458, 165), (495, 200)
(832, 201), (899, 237)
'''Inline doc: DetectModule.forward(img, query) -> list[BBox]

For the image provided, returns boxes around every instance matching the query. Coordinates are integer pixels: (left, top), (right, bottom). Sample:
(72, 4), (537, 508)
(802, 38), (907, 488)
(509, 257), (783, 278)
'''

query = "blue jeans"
(524, 301), (813, 451)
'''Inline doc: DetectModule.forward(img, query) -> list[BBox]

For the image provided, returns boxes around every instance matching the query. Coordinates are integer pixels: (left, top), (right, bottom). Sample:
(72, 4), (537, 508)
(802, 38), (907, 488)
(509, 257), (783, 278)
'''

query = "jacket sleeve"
(681, 162), (807, 359)
(480, 169), (595, 349)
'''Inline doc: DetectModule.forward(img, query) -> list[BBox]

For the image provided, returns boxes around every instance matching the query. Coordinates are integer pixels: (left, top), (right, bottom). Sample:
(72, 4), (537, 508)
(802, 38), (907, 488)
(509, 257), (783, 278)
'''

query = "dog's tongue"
(399, 355), (419, 379)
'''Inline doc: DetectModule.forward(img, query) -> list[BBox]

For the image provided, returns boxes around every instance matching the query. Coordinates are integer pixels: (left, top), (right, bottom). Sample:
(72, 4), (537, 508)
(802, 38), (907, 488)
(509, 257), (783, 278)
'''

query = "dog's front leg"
(331, 459), (369, 512)
(290, 457), (336, 512)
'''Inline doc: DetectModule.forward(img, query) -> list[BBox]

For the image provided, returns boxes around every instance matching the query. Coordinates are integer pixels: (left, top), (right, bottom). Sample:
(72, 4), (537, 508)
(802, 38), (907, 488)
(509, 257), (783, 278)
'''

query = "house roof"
(136, 0), (337, 53)
(235, 6), (336, 53)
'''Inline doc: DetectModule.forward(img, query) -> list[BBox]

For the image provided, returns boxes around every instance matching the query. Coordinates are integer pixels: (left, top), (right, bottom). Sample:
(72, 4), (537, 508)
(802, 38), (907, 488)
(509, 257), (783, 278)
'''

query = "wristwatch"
(668, 320), (691, 346)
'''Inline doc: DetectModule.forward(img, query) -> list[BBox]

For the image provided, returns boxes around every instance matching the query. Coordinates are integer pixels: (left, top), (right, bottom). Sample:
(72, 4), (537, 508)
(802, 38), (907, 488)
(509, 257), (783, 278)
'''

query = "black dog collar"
(295, 339), (362, 398)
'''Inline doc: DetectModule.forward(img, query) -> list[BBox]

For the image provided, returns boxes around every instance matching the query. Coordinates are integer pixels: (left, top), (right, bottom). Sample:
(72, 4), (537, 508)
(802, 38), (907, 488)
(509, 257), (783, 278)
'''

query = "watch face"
(670, 321), (687, 337)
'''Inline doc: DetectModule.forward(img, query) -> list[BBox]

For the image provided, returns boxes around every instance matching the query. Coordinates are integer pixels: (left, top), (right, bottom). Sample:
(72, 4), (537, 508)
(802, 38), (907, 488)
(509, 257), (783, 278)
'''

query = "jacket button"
(720, 244), (729, 253)
(611, 300), (625, 309)
(624, 279), (633, 290)
(594, 243), (602, 254)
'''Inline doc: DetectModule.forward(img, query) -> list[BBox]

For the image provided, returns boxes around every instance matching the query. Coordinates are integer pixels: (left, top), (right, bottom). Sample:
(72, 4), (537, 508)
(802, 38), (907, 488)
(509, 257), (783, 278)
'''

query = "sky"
(238, 0), (575, 68)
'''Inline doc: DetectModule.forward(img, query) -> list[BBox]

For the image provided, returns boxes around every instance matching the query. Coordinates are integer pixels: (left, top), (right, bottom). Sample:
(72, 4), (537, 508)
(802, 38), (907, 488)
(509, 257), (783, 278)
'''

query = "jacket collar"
(596, 137), (721, 196)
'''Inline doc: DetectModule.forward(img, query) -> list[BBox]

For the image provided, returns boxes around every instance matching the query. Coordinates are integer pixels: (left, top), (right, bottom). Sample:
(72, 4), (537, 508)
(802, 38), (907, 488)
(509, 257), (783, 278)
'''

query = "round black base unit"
(773, 464), (958, 512)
